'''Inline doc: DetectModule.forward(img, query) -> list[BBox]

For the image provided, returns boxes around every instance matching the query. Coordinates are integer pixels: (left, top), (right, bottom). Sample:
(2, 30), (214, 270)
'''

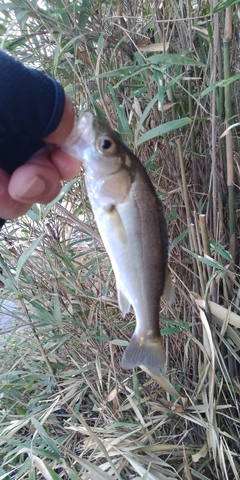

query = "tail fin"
(121, 334), (166, 376)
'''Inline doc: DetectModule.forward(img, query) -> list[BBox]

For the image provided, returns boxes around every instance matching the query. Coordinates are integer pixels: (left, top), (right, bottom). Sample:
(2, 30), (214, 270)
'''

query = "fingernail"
(18, 176), (46, 199)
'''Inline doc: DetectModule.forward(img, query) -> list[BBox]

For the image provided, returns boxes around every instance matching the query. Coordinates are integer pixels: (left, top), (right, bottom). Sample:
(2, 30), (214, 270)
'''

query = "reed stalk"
(224, 7), (235, 261)
(211, 2), (219, 237)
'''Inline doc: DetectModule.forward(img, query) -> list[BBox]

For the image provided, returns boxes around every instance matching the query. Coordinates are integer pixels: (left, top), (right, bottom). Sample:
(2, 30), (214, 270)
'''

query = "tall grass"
(0, 1), (240, 479)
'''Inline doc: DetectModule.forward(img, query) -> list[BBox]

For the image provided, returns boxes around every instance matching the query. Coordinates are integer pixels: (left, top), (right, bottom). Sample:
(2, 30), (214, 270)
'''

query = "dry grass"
(0, 1), (240, 479)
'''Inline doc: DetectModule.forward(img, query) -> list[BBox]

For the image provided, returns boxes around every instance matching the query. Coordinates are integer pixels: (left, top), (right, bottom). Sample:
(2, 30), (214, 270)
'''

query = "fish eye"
(97, 136), (116, 154)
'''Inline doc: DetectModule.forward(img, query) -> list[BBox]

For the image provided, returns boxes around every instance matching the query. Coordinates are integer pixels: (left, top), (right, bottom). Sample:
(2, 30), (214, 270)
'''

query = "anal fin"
(117, 285), (131, 317)
(162, 266), (175, 305)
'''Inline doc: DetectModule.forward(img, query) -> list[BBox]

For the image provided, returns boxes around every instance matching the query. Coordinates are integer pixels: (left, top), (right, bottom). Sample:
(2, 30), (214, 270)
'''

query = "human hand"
(0, 93), (80, 222)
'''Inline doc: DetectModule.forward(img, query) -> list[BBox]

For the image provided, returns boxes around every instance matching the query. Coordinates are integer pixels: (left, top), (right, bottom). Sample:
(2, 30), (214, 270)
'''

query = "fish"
(62, 111), (174, 377)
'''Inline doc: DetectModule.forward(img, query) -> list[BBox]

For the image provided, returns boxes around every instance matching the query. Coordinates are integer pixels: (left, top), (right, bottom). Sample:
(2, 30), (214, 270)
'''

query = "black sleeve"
(0, 50), (66, 174)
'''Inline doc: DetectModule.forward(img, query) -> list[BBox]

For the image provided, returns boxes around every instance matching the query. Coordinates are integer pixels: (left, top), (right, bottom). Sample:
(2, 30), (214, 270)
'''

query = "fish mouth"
(61, 111), (95, 161)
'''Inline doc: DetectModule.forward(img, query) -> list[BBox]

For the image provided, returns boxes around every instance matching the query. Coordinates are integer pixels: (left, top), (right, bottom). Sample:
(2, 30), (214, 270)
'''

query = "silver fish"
(62, 112), (174, 376)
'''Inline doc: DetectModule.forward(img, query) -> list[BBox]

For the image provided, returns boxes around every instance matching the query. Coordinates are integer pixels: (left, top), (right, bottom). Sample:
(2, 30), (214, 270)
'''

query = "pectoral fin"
(106, 206), (127, 244)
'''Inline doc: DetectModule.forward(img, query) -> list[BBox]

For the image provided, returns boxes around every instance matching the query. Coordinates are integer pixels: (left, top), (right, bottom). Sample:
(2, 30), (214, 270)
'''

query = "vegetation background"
(0, 0), (240, 479)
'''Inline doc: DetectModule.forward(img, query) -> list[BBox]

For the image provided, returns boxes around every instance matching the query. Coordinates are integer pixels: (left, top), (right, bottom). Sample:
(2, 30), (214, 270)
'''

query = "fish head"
(62, 111), (133, 204)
